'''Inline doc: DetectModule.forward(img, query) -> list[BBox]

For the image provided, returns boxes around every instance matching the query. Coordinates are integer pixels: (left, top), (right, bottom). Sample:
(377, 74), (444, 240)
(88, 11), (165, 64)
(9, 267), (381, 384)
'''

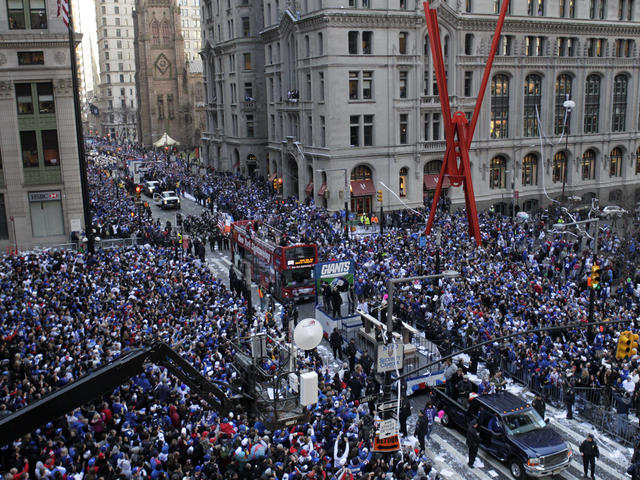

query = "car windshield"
(163, 191), (176, 197)
(502, 409), (546, 435)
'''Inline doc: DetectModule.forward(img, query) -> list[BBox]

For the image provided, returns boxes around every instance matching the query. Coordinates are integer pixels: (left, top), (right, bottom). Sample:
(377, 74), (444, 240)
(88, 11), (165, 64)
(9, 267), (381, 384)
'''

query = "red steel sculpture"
(422, 0), (511, 246)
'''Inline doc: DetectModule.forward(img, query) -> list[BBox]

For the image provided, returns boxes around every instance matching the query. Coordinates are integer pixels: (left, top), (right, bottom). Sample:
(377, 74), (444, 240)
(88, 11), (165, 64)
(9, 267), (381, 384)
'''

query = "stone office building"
(94, 0), (139, 143)
(0, 0), (85, 249)
(202, 0), (640, 215)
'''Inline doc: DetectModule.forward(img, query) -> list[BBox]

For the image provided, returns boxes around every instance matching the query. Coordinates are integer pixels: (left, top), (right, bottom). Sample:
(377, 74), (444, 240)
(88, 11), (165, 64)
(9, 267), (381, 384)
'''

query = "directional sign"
(373, 434), (400, 452)
(378, 419), (397, 439)
(377, 400), (398, 412)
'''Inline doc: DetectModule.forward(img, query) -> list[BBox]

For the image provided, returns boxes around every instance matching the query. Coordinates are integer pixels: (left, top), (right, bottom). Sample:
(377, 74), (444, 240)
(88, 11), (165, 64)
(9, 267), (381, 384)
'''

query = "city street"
(153, 195), (632, 480)
(3, 1), (640, 479)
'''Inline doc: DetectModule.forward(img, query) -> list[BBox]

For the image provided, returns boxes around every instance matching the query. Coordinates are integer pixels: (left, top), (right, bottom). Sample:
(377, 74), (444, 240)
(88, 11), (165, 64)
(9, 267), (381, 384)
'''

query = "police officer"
(467, 418), (481, 468)
(579, 433), (599, 479)
(329, 328), (342, 360)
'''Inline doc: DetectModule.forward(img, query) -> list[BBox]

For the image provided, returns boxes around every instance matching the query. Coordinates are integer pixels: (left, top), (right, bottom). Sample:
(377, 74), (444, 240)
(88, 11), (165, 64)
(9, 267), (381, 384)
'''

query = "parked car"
(143, 180), (161, 197)
(153, 191), (181, 210)
(599, 205), (627, 219)
(569, 204), (594, 220)
(432, 385), (572, 479)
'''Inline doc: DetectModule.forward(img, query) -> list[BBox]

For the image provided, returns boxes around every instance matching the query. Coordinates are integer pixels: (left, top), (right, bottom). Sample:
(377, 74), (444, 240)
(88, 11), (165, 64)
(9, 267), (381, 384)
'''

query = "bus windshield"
(503, 409), (546, 435)
(282, 268), (314, 287)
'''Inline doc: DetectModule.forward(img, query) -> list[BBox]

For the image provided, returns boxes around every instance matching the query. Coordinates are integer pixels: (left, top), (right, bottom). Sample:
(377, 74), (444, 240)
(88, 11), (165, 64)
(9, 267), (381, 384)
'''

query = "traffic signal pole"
(588, 218), (599, 324)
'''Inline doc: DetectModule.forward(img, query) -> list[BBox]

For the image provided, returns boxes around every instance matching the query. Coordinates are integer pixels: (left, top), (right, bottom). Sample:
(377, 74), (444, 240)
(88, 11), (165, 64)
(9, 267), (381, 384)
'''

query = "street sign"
(373, 434), (400, 452)
(377, 400), (398, 412)
(378, 419), (397, 439)
(376, 343), (404, 373)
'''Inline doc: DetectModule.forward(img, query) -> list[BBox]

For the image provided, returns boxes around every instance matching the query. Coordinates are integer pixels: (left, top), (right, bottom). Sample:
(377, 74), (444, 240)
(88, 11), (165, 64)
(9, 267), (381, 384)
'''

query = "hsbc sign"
(28, 191), (61, 202)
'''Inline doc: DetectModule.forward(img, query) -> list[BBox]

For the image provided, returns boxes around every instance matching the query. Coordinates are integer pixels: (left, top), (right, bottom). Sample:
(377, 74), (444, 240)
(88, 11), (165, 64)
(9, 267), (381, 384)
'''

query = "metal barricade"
(96, 236), (139, 250)
(497, 357), (636, 445)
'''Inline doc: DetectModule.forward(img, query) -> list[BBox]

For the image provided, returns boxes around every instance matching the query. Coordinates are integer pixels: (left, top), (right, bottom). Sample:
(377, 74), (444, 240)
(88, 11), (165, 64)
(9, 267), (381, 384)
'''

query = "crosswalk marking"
(431, 431), (497, 480)
(439, 427), (515, 479)
(552, 429), (625, 478)
(433, 423), (602, 480)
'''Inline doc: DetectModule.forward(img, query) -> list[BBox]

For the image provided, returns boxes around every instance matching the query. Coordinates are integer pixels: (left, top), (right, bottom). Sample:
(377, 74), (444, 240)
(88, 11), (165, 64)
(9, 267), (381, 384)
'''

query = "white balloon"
(293, 318), (324, 350)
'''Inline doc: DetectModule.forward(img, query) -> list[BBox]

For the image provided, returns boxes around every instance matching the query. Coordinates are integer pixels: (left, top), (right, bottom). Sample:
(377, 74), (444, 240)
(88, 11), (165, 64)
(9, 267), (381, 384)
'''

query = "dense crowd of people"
(1, 140), (640, 479)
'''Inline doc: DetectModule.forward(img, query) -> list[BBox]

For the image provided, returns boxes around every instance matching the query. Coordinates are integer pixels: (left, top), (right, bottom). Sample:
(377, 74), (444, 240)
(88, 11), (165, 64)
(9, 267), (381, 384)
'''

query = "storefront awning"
(350, 179), (376, 197)
(268, 173), (277, 182)
(423, 174), (451, 190)
(318, 183), (327, 196)
(305, 181), (313, 194)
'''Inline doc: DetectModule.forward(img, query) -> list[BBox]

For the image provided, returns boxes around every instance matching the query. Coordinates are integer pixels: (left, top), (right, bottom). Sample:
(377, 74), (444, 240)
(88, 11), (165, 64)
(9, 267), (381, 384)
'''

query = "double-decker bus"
(230, 220), (318, 301)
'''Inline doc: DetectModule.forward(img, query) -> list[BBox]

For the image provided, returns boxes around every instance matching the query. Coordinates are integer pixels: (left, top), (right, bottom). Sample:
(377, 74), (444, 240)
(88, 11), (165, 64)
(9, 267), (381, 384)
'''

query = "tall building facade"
(177, 0), (202, 61)
(200, 0), (268, 177)
(202, 0), (640, 214)
(0, 0), (85, 249)
(133, 0), (195, 147)
(94, 0), (139, 143)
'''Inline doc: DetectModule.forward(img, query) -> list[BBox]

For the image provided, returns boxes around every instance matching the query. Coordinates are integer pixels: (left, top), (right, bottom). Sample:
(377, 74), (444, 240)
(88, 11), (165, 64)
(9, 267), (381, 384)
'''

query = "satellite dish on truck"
(293, 318), (323, 350)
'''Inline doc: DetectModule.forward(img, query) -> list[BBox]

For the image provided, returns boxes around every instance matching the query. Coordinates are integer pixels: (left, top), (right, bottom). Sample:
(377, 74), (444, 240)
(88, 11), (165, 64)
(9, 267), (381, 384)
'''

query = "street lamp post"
(561, 99), (575, 201)
(316, 168), (349, 239)
(381, 270), (459, 426)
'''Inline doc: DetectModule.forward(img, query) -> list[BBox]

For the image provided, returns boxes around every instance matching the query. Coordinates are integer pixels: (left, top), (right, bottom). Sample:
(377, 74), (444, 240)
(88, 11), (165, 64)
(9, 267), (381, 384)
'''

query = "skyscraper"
(94, 0), (139, 143)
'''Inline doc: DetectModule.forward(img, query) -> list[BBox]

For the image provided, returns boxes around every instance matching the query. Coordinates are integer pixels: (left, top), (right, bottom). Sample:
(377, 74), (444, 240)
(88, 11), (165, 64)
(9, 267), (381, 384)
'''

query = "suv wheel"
(508, 458), (524, 480)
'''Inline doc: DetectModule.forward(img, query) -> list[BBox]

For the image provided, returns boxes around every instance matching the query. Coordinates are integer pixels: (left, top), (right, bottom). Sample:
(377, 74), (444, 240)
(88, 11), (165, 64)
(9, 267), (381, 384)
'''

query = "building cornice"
(0, 33), (81, 48)
(463, 16), (640, 36)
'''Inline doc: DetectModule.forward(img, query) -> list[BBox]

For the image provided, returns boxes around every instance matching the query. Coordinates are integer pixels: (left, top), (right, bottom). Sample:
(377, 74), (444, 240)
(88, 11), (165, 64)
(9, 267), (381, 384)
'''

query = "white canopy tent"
(153, 132), (180, 148)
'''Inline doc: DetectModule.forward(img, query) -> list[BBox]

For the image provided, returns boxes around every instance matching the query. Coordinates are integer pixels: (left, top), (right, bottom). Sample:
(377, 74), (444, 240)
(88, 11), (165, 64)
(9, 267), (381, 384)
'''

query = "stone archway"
(285, 155), (299, 198)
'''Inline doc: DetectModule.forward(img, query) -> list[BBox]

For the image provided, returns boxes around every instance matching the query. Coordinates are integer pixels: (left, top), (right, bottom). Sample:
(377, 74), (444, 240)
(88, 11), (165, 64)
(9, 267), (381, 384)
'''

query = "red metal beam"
(422, 0), (511, 247)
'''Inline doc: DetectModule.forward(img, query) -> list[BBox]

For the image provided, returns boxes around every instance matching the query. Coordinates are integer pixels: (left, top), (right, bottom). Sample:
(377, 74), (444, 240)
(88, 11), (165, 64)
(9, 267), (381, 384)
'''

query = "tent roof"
(153, 132), (180, 147)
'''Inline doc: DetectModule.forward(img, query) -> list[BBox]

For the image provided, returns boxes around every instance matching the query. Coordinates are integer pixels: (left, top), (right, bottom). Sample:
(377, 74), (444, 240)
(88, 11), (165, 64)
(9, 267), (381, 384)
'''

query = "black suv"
(433, 386), (572, 479)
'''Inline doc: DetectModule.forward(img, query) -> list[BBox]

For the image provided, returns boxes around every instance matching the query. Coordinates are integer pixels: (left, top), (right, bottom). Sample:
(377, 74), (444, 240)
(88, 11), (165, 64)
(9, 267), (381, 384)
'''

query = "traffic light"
(630, 332), (640, 357)
(273, 178), (278, 190)
(135, 185), (142, 198)
(377, 190), (383, 202)
(617, 331), (632, 359)
(589, 265), (601, 290)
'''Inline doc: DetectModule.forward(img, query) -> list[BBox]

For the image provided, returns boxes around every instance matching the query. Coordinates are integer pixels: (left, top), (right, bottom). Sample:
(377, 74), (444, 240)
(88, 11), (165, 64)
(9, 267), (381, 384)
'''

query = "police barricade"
(497, 357), (637, 446)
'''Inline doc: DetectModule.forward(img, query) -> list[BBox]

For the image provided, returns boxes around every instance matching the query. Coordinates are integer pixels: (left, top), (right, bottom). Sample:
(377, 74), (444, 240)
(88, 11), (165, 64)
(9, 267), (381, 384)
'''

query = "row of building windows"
(103, 28), (130, 38)
(259, 69), (632, 140)
(347, 31), (637, 59)
(257, 31), (633, 70)
(101, 17), (127, 27)
(103, 73), (133, 85)
(256, 0), (632, 22)
(488, 146), (640, 189)
(14, 82), (60, 170)
(325, 148), (640, 206)
(490, 73), (631, 139)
